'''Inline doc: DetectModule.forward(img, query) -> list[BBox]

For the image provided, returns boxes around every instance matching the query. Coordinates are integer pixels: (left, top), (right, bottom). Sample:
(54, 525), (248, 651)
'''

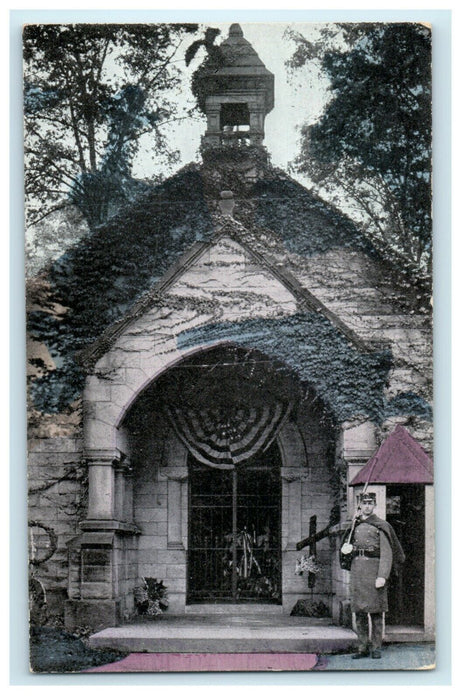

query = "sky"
(26, 21), (335, 275)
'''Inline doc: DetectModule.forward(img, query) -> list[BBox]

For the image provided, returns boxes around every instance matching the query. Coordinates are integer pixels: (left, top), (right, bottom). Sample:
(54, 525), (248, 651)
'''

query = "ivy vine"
(177, 313), (431, 425)
(28, 152), (431, 418)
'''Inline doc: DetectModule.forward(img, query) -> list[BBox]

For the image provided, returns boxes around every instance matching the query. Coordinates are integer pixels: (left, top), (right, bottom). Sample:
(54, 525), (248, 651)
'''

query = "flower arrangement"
(134, 577), (169, 617)
(295, 554), (321, 576)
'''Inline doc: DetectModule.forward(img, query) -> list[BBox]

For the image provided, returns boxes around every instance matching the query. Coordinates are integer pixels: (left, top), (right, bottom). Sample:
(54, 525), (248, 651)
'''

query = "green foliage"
(253, 172), (378, 257)
(178, 313), (393, 424)
(201, 143), (269, 169)
(185, 26), (222, 68)
(28, 167), (213, 411)
(29, 627), (127, 672)
(186, 27), (228, 114)
(177, 314), (431, 425)
(134, 578), (169, 616)
(27, 156), (430, 415)
(384, 392), (432, 420)
(290, 23), (431, 277)
(290, 599), (330, 617)
(24, 23), (198, 229)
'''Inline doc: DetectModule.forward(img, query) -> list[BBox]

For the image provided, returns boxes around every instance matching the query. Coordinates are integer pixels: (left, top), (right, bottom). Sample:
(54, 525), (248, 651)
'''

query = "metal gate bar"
(188, 457), (281, 603)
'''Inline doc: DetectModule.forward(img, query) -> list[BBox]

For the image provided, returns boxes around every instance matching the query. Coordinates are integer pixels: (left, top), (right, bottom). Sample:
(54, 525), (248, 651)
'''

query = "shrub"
(134, 577), (169, 616)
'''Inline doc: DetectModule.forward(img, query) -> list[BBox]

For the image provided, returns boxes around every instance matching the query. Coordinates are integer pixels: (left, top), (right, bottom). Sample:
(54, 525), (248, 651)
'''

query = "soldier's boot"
(352, 613), (370, 658)
(352, 650), (369, 659)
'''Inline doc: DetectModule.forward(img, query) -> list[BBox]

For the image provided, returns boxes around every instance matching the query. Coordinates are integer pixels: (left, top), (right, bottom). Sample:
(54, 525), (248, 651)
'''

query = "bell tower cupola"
(197, 24), (274, 148)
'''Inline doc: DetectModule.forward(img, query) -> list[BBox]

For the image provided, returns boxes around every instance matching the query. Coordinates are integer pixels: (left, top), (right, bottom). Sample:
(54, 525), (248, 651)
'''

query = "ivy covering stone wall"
(27, 148), (432, 433)
(177, 313), (431, 425)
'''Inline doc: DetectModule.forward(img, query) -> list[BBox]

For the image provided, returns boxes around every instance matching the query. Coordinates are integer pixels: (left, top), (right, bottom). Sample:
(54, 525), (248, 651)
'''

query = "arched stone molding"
(80, 331), (341, 617)
(277, 420), (308, 469)
(83, 339), (308, 532)
(84, 340), (258, 456)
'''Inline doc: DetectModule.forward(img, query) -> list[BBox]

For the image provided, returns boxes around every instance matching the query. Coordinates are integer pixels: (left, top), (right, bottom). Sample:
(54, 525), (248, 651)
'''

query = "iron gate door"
(187, 451), (281, 603)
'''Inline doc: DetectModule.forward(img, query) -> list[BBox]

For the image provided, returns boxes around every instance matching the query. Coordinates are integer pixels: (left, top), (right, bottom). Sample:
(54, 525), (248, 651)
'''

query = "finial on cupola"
(228, 23), (244, 37)
(196, 24), (274, 149)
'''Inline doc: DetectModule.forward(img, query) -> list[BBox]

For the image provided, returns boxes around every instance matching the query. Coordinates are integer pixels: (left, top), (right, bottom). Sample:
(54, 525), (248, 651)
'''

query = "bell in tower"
(196, 24), (274, 149)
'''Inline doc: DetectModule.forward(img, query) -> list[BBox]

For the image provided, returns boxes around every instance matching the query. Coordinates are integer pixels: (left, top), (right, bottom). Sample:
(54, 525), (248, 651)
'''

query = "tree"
(288, 23), (432, 280)
(24, 23), (198, 229)
(185, 26), (228, 115)
(185, 26), (221, 66)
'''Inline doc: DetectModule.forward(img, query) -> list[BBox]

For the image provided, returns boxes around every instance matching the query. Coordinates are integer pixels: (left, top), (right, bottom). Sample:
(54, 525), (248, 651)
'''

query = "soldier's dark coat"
(350, 520), (392, 613)
(343, 513), (405, 614)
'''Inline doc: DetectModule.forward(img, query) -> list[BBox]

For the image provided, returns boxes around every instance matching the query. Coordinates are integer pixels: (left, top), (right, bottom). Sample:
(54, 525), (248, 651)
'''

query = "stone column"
(340, 420), (377, 518)
(206, 106), (221, 132)
(86, 454), (115, 521)
(124, 467), (134, 524)
(347, 464), (364, 516)
(281, 468), (304, 549)
(249, 106), (264, 145)
(162, 468), (188, 549)
(114, 462), (126, 522)
(204, 104), (222, 147)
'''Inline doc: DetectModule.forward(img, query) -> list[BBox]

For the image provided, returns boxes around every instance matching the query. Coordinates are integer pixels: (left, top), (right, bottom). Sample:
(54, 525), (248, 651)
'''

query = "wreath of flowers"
(295, 554), (320, 576)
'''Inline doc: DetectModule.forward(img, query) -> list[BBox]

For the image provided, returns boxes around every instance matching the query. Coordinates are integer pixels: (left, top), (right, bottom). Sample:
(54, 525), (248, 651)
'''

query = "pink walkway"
(86, 652), (319, 673)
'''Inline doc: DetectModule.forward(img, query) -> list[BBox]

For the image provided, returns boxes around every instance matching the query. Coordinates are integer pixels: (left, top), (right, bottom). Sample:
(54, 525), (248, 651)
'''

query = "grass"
(29, 626), (128, 674)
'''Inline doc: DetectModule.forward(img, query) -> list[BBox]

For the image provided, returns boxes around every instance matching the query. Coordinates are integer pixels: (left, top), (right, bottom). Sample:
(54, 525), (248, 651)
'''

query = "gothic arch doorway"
(187, 442), (282, 603)
(152, 343), (294, 605)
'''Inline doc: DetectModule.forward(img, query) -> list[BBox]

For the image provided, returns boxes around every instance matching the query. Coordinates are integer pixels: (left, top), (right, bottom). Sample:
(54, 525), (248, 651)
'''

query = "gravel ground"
(315, 643), (436, 671)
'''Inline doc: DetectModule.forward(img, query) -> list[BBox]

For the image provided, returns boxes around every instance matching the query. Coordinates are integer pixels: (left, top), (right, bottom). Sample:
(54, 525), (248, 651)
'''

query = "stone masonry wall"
(290, 247), (432, 447)
(28, 437), (85, 616)
(281, 404), (335, 614)
(130, 417), (188, 613)
(129, 404), (336, 615)
(84, 233), (432, 459)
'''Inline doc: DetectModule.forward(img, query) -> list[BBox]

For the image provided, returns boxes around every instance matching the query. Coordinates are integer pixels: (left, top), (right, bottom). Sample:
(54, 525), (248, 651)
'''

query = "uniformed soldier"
(342, 492), (405, 660)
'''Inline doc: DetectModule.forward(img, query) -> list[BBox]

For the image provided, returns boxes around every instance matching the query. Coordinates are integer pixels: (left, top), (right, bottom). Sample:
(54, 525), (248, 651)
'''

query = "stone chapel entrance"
(187, 443), (282, 603)
(74, 339), (338, 623)
(153, 344), (294, 607)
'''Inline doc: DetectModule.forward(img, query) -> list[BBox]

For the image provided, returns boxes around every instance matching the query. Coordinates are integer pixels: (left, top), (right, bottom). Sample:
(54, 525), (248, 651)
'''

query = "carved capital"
(113, 454), (132, 475)
(85, 449), (120, 466)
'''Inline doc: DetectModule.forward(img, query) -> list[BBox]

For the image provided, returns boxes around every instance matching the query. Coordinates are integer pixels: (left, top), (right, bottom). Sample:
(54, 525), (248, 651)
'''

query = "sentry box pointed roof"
(350, 425), (433, 485)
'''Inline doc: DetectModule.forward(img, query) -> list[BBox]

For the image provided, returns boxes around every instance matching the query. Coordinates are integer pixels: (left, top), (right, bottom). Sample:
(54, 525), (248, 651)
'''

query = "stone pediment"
(78, 219), (369, 370)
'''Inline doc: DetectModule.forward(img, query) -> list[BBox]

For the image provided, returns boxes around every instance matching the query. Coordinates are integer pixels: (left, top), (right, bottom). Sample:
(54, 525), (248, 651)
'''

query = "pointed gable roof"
(77, 216), (372, 370)
(350, 425), (433, 485)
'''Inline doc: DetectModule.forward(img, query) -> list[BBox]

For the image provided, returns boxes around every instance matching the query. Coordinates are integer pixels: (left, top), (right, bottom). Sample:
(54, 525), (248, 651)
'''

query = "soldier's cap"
(359, 492), (376, 504)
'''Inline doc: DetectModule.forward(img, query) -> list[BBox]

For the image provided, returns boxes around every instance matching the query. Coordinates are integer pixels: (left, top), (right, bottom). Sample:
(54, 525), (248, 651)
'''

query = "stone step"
(384, 626), (429, 643)
(88, 615), (358, 654)
(184, 604), (283, 615)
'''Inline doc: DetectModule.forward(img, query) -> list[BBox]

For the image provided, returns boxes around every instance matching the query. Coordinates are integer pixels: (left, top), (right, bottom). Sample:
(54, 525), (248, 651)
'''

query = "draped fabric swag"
(166, 400), (292, 469)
